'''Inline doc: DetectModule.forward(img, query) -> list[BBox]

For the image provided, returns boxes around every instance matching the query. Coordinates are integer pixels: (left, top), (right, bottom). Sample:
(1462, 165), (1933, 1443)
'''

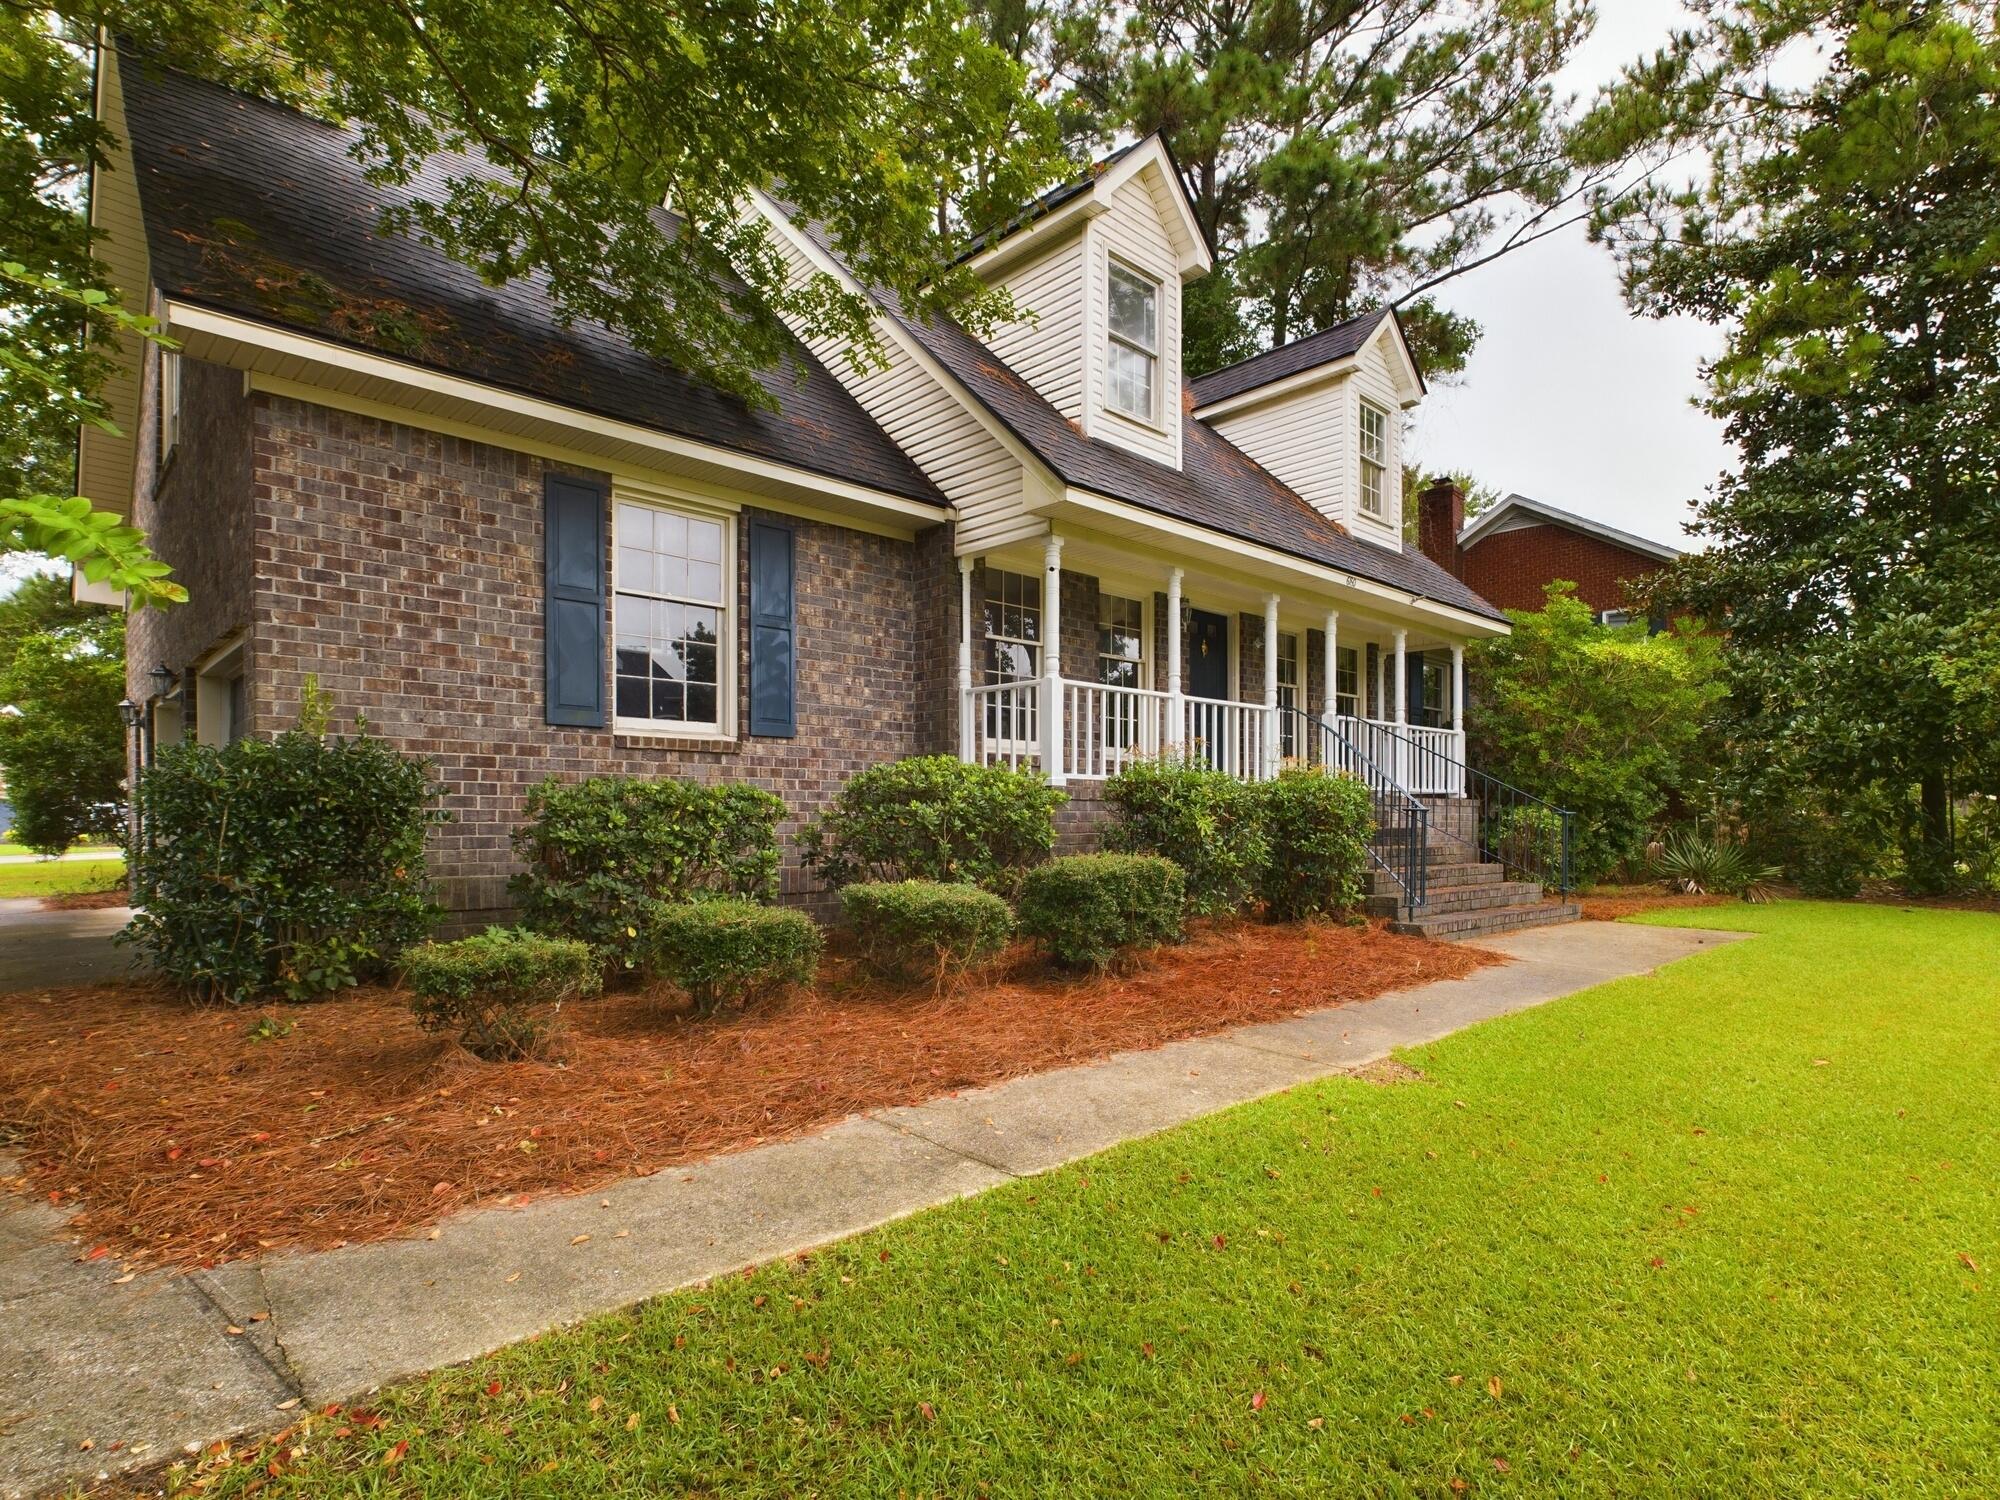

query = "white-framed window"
(1335, 644), (1360, 719)
(1276, 631), (1300, 758)
(1358, 400), (1388, 518)
(1105, 262), (1160, 423)
(195, 638), (248, 747)
(614, 499), (730, 735)
(159, 349), (183, 463)
(1420, 658), (1449, 728)
(1597, 608), (1634, 628)
(982, 568), (1042, 744)
(1097, 592), (1145, 748)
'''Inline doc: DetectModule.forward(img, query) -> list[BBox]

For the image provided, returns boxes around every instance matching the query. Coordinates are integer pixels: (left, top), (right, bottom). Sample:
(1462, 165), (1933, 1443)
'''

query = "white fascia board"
(1046, 484), (1510, 638)
(163, 299), (948, 528)
(965, 138), (1211, 283)
(1191, 359), (1356, 422)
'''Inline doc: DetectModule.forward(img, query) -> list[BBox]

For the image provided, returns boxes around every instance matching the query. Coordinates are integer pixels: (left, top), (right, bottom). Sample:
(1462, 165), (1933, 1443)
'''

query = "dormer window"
(1358, 400), (1388, 518)
(1106, 262), (1159, 422)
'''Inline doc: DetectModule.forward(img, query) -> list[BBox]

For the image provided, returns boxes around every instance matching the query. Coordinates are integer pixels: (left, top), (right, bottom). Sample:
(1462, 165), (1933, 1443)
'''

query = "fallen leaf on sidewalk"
(571, 1233), (591, 1246)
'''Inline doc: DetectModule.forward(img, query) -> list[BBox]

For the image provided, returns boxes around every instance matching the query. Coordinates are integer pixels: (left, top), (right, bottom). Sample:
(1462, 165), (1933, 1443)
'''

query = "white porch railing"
(1335, 715), (1465, 796)
(1182, 694), (1274, 782)
(1063, 680), (1170, 780)
(964, 679), (1041, 771)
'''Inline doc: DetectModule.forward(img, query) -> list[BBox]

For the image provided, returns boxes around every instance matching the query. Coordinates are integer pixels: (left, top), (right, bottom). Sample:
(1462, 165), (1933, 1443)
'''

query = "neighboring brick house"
(83, 54), (1582, 934)
(1414, 485), (1683, 627)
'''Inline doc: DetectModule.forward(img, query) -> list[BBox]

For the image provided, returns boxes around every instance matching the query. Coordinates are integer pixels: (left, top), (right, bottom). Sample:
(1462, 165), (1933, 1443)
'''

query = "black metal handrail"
(1274, 704), (1429, 918)
(1353, 718), (1576, 895)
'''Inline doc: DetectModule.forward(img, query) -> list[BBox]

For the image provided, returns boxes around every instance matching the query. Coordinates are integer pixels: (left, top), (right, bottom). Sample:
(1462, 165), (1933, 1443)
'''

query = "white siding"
(77, 51), (151, 518)
(1203, 328), (1408, 546)
(1086, 174), (1182, 469)
(986, 234), (1086, 423)
(1206, 377), (1351, 528)
(760, 228), (1033, 552)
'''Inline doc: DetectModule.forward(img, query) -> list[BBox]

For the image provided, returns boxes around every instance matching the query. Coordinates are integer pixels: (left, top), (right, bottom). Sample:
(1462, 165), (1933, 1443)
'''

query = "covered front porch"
(951, 528), (1492, 795)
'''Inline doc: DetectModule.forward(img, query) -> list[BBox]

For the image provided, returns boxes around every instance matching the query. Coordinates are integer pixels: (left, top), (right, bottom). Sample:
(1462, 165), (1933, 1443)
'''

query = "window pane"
(1107, 341), (1154, 419)
(685, 560), (722, 603)
(651, 678), (685, 721)
(688, 517), (722, 563)
(686, 682), (718, 725)
(618, 504), (652, 550)
(685, 640), (717, 686)
(1108, 266), (1157, 349)
(616, 675), (649, 719)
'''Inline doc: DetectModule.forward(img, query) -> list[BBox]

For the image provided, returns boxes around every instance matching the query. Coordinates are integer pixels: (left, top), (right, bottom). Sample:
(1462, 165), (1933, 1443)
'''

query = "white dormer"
(969, 137), (1210, 470)
(1189, 310), (1426, 547)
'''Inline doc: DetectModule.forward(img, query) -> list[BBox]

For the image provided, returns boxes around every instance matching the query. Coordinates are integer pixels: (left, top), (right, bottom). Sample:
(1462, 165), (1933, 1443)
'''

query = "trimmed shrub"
(123, 727), (445, 1003)
(404, 928), (601, 1060)
(1491, 804), (1565, 878)
(1252, 766), (1374, 922)
(510, 776), (784, 977)
(641, 899), (823, 1012)
(1104, 754), (1269, 916)
(798, 755), (1062, 896)
(1017, 853), (1184, 972)
(840, 880), (1014, 988)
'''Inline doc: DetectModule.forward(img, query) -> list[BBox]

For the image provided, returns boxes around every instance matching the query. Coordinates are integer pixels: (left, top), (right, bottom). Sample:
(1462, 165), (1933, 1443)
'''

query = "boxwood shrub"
(403, 927), (601, 1060)
(839, 879), (1014, 988)
(1017, 853), (1184, 972)
(1104, 754), (1269, 915)
(640, 899), (823, 1013)
(123, 727), (446, 1003)
(798, 755), (1062, 896)
(1252, 766), (1374, 922)
(510, 776), (784, 977)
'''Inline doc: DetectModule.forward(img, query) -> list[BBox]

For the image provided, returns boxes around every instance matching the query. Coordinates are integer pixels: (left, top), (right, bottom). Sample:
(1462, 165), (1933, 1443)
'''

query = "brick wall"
(125, 354), (257, 733)
(1458, 524), (1668, 617)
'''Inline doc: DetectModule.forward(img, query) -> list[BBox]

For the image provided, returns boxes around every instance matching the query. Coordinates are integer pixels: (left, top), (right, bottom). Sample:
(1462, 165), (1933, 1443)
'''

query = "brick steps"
(1389, 900), (1583, 941)
(1364, 861), (1500, 896)
(1365, 879), (1544, 919)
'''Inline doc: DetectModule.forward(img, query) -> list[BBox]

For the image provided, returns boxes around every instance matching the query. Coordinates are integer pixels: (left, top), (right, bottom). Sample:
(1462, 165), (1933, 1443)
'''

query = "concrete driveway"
(0, 899), (135, 995)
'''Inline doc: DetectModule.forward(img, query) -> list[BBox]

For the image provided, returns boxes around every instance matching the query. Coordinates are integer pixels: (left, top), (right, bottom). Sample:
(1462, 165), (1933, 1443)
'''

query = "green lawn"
(0, 855), (123, 900)
(179, 903), (1998, 1497)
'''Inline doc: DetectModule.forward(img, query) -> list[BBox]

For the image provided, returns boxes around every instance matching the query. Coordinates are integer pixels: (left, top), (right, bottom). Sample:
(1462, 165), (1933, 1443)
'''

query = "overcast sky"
(1406, 0), (1727, 554)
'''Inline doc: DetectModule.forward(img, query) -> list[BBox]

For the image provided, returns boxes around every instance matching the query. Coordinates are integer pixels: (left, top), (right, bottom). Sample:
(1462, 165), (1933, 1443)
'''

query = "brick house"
(1415, 485), (1683, 627)
(84, 54), (1578, 935)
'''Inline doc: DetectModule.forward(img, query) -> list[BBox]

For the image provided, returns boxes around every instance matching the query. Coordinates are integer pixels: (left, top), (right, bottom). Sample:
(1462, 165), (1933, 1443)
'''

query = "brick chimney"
(1417, 478), (1465, 578)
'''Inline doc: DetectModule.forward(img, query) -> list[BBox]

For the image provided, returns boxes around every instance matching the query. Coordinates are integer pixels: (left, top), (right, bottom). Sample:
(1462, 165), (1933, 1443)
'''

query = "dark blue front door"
(1187, 609), (1228, 700)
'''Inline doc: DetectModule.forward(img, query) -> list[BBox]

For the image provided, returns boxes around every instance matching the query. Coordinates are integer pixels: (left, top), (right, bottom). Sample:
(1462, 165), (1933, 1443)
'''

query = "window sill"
(1100, 404), (1169, 439)
(612, 721), (736, 745)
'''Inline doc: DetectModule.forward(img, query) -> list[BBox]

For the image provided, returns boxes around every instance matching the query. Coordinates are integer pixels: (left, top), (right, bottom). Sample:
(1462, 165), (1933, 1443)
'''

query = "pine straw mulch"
(40, 887), (131, 911)
(1577, 888), (1735, 921)
(0, 919), (1496, 1271)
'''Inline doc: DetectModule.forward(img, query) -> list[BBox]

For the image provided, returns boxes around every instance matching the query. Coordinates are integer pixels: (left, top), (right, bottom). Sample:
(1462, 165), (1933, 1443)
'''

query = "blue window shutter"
(544, 474), (606, 728)
(748, 520), (796, 737)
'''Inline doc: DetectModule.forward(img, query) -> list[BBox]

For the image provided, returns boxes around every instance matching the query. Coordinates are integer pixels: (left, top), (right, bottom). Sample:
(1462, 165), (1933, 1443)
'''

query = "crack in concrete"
(858, 1116), (1025, 1179)
(182, 1269), (303, 1400)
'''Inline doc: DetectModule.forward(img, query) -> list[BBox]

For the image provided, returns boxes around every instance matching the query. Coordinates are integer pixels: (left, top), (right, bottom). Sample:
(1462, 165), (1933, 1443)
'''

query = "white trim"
(1189, 308), (1426, 420)
(1044, 485), (1511, 637)
(963, 138), (1211, 284)
(1458, 493), (1683, 564)
(609, 489), (736, 740)
(162, 300), (948, 530)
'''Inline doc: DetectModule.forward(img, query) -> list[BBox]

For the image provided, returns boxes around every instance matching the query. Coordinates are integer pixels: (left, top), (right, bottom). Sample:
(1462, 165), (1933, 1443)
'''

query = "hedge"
(1016, 853), (1184, 972)
(640, 899), (823, 1013)
(840, 879), (1014, 988)
(1104, 754), (1269, 915)
(1252, 766), (1373, 922)
(404, 927), (601, 1060)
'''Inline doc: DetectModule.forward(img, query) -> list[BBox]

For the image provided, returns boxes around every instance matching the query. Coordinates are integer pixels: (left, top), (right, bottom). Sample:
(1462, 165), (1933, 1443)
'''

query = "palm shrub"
(123, 726), (445, 1003)
(510, 776), (784, 978)
(404, 927), (601, 1060)
(640, 899), (822, 1013)
(1103, 754), (1269, 915)
(1017, 853), (1184, 972)
(839, 879), (1014, 989)
(798, 755), (1062, 896)
(1654, 826), (1781, 900)
(1253, 766), (1374, 922)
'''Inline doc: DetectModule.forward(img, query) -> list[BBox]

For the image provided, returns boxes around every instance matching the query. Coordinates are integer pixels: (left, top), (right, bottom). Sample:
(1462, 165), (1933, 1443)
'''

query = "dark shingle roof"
(778, 216), (1500, 621)
(957, 139), (1148, 263)
(117, 59), (945, 507)
(1187, 309), (1394, 409)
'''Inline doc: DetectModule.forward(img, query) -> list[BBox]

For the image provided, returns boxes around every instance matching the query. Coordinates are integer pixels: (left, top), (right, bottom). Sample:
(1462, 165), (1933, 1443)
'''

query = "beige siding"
(77, 50), (151, 518)
(986, 235), (1086, 423)
(1086, 174), (1182, 469)
(1207, 376), (1351, 528)
(761, 227), (1032, 553)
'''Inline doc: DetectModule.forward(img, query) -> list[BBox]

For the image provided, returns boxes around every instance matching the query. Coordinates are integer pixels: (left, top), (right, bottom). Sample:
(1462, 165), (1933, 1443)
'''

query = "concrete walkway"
(0, 920), (1744, 1497)
(0, 899), (134, 995)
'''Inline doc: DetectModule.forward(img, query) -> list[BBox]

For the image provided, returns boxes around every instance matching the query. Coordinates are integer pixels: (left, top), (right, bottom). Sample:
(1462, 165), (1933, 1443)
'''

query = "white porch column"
(1165, 567), (1185, 757)
(957, 556), (975, 761)
(1263, 593), (1281, 779)
(1321, 610), (1339, 730)
(1040, 533), (1066, 785)
(1450, 641), (1466, 795)
(1393, 628), (1409, 789)
(1374, 640), (1388, 722)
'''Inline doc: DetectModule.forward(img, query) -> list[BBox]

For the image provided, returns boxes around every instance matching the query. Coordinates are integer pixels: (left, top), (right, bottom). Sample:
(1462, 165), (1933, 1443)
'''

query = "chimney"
(1417, 478), (1465, 578)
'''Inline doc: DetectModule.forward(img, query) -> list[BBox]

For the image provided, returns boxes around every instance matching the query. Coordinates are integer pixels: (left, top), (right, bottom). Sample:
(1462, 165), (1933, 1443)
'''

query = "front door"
(1187, 609), (1229, 700)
